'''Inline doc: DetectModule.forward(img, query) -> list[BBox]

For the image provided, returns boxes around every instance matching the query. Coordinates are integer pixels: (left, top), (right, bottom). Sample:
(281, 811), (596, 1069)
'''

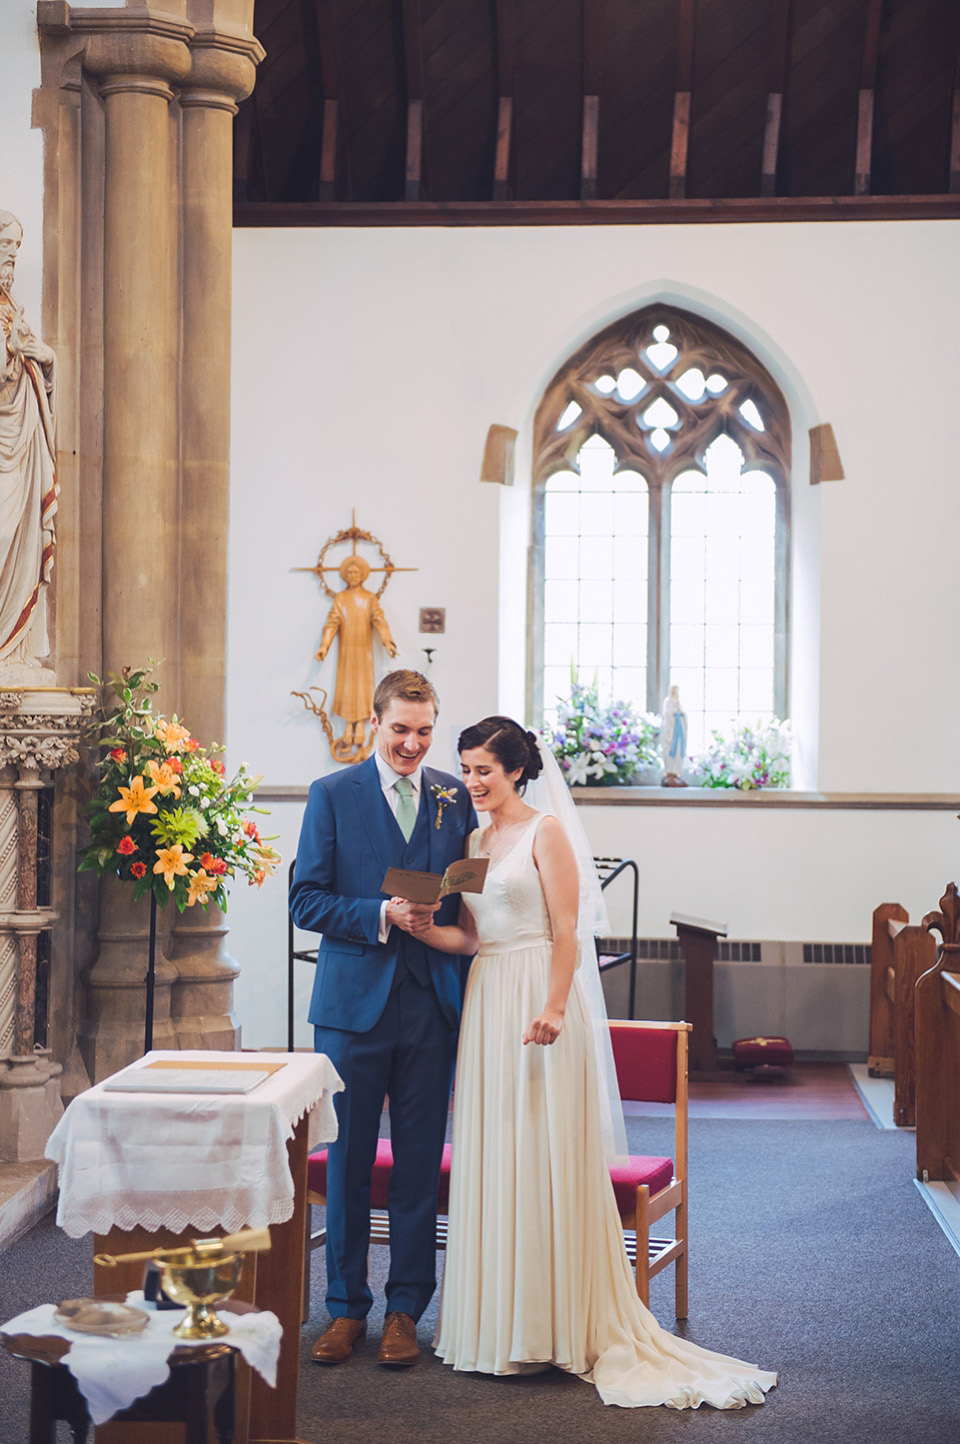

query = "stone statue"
(661, 684), (688, 786)
(315, 554), (398, 749)
(0, 211), (58, 677)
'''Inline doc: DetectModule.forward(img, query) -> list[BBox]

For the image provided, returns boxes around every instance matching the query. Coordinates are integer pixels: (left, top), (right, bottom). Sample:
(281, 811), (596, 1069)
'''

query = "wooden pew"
(915, 883), (960, 1184)
(868, 903), (936, 1126)
(867, 902), (907, 1076)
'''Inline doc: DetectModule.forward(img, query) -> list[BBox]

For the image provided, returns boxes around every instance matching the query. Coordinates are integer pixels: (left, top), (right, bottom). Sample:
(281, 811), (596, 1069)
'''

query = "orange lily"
(108, 776), (159, 826)
(145, 759), (182, 799)
(186, 869), (219, 907)
(153, 844), (194, 890)
(155, 719), (192, 753)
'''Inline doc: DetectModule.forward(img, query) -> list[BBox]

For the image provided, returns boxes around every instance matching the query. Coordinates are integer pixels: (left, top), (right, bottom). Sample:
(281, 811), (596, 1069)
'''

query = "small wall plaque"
(419, 608), (446, 634)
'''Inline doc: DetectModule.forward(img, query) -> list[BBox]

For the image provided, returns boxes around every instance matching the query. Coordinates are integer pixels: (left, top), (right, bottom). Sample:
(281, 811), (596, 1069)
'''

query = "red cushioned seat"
(609, 1155), (674, 1214)
(307, 1138), (453, 1210)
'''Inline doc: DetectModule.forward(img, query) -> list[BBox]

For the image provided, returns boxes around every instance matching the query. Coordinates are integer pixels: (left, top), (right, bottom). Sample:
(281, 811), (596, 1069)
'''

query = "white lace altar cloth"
(45, 1050), (343, 1238)
(1, 1293), (282, 1426)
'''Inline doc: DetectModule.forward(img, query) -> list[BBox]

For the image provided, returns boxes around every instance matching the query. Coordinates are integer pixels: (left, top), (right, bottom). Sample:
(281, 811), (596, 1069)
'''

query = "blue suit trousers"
(314, 961), (457, 1322)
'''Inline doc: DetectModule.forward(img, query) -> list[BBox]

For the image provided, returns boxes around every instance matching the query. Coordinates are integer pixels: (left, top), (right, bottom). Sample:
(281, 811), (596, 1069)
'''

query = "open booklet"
(381, 856), (489, 905)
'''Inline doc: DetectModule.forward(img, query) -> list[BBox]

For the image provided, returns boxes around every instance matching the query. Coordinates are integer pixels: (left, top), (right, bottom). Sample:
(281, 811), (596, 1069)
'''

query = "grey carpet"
(2, 1117), (958, 1443)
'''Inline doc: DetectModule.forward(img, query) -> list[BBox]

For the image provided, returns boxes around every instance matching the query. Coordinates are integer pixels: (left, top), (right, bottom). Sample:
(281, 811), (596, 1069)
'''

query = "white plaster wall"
(226, 221), (960, 1050)
(230, 220), (960, 794)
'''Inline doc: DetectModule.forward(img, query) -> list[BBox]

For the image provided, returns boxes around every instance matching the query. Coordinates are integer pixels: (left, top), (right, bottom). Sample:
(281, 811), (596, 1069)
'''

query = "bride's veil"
(525, 742), (629, 1163)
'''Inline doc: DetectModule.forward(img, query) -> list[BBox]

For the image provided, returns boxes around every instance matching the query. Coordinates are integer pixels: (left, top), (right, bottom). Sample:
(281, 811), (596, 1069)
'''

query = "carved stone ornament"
(533, 303), (791, 490)
(292, 513), (417, 764)
(0, 689), (96, 770)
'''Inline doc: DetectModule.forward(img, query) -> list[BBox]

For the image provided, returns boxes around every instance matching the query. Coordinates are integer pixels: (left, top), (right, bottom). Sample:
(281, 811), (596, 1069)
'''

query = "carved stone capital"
(0, 689), (95, 773)
(37, 4), (195, 89)
(184, 30), (264, 105)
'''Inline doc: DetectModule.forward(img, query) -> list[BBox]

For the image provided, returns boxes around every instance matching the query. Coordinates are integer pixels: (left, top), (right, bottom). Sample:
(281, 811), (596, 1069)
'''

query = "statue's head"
(339, 555), (370, 588)
(0, 211), (23, 295)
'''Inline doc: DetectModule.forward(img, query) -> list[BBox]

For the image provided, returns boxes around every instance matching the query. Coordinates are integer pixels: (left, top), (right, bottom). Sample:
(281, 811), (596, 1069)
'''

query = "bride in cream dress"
(414, 716), (777, 1411)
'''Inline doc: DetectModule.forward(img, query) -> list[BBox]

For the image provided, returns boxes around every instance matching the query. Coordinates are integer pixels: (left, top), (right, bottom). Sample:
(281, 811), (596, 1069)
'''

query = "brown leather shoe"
(378, 1311), (419, 1367)
(312, 1317), (366, 1364)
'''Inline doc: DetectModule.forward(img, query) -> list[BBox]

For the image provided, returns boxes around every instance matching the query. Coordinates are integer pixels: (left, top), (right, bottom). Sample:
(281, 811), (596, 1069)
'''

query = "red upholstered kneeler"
(732, 1035), (794, 1070)
(307, 1139), (453, 1249)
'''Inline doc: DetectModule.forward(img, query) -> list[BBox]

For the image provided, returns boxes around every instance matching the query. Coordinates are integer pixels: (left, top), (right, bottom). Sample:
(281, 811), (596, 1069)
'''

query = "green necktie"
(394, 776), (417, 842)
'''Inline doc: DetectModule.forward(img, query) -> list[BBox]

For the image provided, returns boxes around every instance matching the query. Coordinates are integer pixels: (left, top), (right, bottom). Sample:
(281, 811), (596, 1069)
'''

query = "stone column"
(165, 36), (259, 1049)
(78, 22), (192, 1082)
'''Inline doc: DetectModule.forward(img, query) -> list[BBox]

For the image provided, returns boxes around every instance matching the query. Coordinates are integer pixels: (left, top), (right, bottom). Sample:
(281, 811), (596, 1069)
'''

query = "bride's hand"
(522, 1008), (564, 1046)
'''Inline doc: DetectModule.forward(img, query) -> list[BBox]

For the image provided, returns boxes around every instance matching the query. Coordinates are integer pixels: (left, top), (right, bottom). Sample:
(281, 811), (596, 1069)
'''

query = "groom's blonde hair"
(373, 669), (439, 719)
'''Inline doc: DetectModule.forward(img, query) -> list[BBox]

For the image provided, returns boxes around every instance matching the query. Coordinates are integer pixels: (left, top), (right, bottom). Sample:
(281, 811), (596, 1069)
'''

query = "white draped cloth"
(45, 1050), (343, 1238)
(0, 301), (57, 660)
(1, 1294), (282, 1426)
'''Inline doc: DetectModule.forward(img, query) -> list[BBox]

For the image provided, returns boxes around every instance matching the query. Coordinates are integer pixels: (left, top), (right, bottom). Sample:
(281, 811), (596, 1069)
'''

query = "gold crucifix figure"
(292, 514), (417, 763)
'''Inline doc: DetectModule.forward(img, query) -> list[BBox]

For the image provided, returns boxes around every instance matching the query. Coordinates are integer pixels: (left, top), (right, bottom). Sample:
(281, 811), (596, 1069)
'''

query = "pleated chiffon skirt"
(434, 940), (778, 1410)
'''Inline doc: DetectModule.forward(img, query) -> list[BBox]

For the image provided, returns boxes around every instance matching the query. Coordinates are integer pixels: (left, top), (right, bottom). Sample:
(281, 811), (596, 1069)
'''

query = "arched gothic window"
(532, 305), (791, 755)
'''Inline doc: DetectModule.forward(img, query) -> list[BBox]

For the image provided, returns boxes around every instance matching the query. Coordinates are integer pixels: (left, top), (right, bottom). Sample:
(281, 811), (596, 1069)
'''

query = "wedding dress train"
(434, 817), (777, 1409)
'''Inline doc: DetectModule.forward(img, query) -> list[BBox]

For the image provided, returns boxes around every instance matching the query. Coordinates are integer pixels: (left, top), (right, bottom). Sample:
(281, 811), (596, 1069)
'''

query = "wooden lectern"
(669, 912), (728, 1074)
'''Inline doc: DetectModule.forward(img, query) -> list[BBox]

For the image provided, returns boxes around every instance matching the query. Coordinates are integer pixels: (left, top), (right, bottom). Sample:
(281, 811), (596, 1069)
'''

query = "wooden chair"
(608, 1019), (690, 1318)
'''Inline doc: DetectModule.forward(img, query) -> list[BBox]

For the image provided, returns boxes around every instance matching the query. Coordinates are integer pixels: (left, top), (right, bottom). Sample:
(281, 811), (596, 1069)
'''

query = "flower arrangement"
(79, 664), (280, 911)
(688, 718), (791, 790)
(544, 674), (661, 786)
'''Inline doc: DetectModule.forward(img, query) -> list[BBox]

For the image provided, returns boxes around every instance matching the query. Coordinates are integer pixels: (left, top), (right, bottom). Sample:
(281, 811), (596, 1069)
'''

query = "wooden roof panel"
(513, 0), (583, 201)
(239, 0), (960, 211)
(599, 0), (677, 200)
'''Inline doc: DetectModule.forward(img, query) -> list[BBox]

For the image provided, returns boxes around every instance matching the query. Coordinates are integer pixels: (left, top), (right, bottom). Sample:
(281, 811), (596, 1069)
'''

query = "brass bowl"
(157, 1249), (245, 1340)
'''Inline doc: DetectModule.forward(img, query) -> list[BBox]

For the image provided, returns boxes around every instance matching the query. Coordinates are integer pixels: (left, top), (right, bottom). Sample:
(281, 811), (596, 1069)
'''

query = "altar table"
(45, 1051), (343, 1444)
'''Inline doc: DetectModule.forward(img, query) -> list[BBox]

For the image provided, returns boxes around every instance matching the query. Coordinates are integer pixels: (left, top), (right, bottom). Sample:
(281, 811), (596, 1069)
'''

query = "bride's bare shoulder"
(531, 812), (573, 855)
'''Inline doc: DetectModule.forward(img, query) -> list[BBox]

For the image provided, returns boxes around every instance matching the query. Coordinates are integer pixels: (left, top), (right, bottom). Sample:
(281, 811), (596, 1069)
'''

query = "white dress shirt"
(374, 751), (424, 941)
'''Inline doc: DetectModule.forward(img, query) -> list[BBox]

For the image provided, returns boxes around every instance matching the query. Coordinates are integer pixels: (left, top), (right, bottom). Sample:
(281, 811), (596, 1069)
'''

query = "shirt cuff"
(378, 900), (391, 945)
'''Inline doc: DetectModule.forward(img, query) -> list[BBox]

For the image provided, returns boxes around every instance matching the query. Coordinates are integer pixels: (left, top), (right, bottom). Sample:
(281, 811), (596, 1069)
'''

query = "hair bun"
(523, 729), (544, 781)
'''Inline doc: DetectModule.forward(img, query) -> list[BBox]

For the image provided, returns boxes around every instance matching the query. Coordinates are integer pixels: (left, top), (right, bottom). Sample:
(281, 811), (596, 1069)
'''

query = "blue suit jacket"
(290, 755), (477, 1033)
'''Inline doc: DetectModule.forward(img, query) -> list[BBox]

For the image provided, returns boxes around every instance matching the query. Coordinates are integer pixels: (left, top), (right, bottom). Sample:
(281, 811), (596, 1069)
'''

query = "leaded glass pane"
(668, 440), (777, 753)
(540, 434), (649, 718)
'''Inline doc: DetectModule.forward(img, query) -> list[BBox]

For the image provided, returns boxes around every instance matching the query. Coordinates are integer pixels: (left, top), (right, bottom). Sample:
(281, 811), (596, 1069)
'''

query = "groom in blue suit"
(290, 670), (476, 1367)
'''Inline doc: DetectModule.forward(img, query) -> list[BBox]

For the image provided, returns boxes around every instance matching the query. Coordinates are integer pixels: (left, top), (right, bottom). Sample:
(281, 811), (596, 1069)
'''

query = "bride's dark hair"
(458, 716), (543, 792)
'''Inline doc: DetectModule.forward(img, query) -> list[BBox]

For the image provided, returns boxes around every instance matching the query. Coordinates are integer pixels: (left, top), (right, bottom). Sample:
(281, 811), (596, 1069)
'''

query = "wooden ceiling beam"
(401, 0), (425, 201)
(670, 0), (695, 199)
(313, 0), (341, 200)
(235, 194), (960, 228)
(761, 0), (792, 197)
(855, 0), (885, 196)
(493, 0), (516, 201)
(580, 0), (603, 200)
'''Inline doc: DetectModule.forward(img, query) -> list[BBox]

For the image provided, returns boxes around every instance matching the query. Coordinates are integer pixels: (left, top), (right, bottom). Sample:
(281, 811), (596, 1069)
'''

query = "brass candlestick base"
(158, 1249), (245, 1340)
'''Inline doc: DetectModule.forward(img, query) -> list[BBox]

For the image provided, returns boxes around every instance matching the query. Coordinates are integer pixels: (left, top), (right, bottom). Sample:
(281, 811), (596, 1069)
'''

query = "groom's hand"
(386, 897), (440, 934)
